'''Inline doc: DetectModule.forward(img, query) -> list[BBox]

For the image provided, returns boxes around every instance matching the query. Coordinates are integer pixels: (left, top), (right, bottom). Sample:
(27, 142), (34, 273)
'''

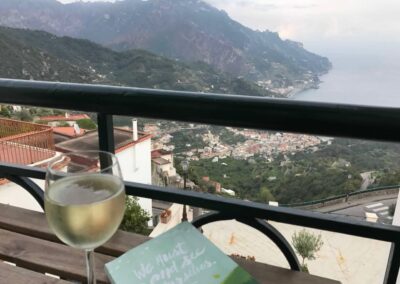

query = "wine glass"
(45, 151), (126, 284)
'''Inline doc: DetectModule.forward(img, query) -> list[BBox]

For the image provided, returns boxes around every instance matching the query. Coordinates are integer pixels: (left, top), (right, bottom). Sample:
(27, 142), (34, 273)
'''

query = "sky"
(56, 0), (400, 104)
(57, 0), (400, 55)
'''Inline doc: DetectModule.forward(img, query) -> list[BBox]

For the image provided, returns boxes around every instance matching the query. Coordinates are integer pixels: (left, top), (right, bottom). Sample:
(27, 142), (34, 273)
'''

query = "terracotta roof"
(39, 114), (90, 122)
(0, 142), (55, 165)
(151, 149), (172, 159)
(53, 127), (87, 138)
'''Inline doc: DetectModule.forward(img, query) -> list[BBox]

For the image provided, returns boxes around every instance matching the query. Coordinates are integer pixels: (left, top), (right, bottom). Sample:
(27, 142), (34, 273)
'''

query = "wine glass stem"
(85, 249), (96, 284)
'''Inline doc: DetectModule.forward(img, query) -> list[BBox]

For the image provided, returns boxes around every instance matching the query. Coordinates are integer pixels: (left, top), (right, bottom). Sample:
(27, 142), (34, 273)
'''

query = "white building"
(0, 118), (57, 211)
(1, 118), (154, 226)
(55, 120), (153, 225)
(151, 149), (176, 178)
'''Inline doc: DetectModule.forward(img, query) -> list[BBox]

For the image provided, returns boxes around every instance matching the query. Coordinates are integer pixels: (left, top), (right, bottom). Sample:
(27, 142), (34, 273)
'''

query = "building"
(39, 113), (90, 127)
(0, 118), (57, 211)
(202, 176), (222, 193)
(52, 125), (88, 144)
(0, 118), (154, 226)
(0, 118), (56, 166)
(55, 119), (153, 225)
(151, 149), (176, 178)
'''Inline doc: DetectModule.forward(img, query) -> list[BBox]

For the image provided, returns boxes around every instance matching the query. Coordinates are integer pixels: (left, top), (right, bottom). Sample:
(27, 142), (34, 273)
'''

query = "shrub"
(120, 196), (151, 235)
(76, 118), (97, 130)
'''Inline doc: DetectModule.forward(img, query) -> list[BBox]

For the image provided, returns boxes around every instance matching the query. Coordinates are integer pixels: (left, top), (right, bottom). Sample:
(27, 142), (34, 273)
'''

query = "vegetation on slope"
(0, 26), (273, 96)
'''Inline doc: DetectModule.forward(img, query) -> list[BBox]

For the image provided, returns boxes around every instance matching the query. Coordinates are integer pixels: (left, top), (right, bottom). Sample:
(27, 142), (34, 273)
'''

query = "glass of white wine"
(45, 151), (126, 284)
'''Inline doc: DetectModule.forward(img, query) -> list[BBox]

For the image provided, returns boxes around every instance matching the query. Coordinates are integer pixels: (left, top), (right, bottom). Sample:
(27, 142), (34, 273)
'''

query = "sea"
(291, 44), (400, 108)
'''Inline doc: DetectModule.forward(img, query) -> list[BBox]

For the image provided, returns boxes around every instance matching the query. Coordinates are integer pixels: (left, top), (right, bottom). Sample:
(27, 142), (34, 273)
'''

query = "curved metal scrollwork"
(1, 172), (300, 271)
(192, 211), (301, 271)
(4, 174), (45, 210)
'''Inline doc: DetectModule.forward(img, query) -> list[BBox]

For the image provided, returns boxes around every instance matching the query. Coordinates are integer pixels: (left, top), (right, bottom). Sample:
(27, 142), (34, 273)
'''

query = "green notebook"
(105, 222), (258, 284)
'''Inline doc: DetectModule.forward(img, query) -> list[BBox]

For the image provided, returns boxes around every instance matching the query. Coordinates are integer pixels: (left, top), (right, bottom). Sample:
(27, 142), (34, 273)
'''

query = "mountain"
(0, 26), (272, 96)
(0, 0), (331, 89)
(0, 27), (98, 82)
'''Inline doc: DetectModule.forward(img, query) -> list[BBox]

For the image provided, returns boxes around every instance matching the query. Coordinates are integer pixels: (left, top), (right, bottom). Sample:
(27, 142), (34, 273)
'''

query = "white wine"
(45, 174), (126, 250)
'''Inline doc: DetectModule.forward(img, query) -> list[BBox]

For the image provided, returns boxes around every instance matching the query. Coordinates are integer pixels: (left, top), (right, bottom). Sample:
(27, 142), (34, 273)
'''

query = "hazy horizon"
(56, 0), (400, 56)
(56, 0), (400, 106)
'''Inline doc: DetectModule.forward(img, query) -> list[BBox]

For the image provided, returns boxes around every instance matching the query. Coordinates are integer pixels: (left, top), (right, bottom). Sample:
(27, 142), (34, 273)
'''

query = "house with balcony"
(0, 117), (154, 225)
(0, 118), (57, 210)
(151, 149), (177, 183)
(0, 118), (56, 165)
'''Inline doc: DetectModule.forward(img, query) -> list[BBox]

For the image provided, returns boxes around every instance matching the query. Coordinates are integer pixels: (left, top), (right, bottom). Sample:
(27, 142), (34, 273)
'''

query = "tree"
(120, 196), (151, 235)
(76, 118), (97, 130)
(259, 186), (275, 203)
(206, 184), (216, 194)
(15, 109), (33, 121)
(0, 106), (11, 118)
(292, 229), (323, 272)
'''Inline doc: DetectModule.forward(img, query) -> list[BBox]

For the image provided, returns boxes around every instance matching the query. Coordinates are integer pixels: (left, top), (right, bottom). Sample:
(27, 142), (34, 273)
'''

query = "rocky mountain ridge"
(0, 0), (331, 91)
(0, 25), (272, 96)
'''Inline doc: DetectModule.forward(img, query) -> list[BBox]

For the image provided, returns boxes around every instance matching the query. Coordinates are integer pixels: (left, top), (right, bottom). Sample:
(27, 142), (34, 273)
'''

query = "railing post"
(384, 242), (400, 284)
(97, 113), (115, 170)
(97, 113), (115, 153)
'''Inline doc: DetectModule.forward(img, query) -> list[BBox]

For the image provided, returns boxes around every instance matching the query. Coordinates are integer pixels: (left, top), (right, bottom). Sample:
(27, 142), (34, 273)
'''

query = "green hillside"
(0, 0), (331, 87)
(0, 26), (273, 96)
(0, 27), (98, 82)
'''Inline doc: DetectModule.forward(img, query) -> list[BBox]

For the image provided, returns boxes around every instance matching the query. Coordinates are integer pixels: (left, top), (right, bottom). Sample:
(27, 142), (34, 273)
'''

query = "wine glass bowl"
(45, 151), (126, 283)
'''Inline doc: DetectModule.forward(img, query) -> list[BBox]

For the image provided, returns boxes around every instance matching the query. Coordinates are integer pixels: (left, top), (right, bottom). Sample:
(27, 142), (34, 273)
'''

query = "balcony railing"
(0, 118), (55, 165)
(1, 78), (400, 283)
(0, 117), (51, 138)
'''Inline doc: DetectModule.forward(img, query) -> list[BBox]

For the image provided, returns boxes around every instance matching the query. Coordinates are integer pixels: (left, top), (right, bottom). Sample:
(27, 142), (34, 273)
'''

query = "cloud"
(57, 0), (400, 53)
(235, 1), (279, 10)
(58, 0), (115, 3)
(292, 4), (318, 9)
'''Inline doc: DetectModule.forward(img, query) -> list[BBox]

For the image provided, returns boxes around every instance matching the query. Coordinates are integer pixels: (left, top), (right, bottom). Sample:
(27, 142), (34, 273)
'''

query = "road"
(360, 171), (375, 190)
(316, 195), (397, 224)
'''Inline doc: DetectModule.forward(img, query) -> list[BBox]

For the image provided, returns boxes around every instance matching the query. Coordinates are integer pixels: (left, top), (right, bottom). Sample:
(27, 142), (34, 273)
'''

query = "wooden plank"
(0, 204), (340, 283)
(0, 204), (148, 257)
(233, 258), (340, 284)
(0, 262), (71, 284)
(0, 228), (112, 284)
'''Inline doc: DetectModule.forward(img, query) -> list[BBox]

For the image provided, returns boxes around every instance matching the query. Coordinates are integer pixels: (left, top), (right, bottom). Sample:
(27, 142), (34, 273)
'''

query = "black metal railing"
(1, 78), (400, 283)
(282, 185), (400, 208)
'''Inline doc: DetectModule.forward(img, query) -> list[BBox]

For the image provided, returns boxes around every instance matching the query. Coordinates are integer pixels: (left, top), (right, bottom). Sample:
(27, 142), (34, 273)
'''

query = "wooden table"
(0, 204), (340, 284)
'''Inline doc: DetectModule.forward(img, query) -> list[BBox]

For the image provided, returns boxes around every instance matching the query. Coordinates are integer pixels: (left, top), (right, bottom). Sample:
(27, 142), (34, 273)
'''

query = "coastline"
(285, 68), (332, 99)
(285, 81), (320, 99)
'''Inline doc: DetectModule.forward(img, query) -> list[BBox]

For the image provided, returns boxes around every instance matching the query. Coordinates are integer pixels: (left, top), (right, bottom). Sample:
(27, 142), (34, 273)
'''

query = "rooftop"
(0, 143), (55, 165)
(55, 128), (151, 158)
(152, 157), (170, 165)
(151, 149), (172, 159)
(53, 126), (87, 138)
(39, 113), (90, 122)
(0, 118), (55, 165)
